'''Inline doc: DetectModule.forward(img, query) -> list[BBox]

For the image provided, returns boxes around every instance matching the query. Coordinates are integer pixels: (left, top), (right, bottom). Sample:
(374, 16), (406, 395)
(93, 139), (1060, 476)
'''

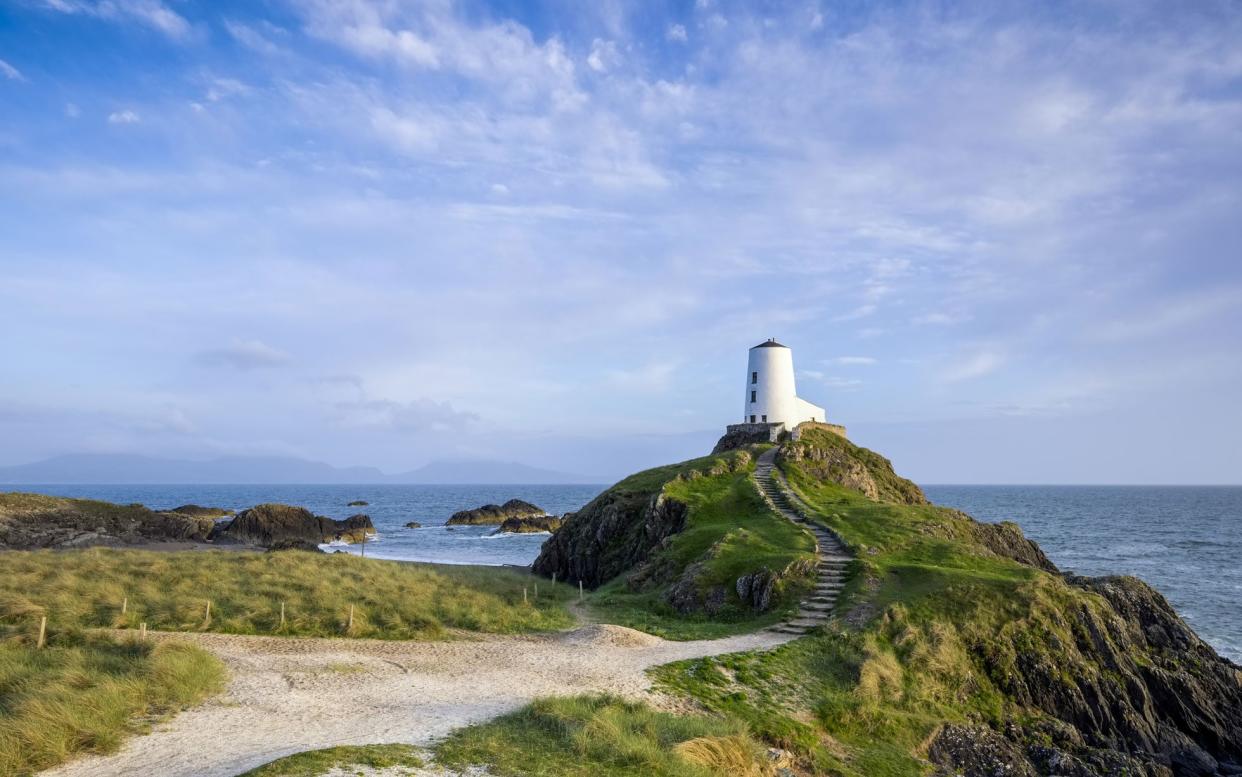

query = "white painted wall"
(743, 340), (826, 426)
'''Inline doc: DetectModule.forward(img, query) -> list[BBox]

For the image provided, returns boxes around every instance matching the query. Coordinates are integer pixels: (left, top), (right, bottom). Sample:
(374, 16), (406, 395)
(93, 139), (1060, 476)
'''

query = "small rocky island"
(445, 498), (548, 526)
(492, 513), (565, 534)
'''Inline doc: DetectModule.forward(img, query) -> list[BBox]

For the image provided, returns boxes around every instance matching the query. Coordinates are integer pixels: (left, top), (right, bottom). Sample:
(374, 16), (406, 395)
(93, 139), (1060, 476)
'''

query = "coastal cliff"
(538, 428), (1242, 775)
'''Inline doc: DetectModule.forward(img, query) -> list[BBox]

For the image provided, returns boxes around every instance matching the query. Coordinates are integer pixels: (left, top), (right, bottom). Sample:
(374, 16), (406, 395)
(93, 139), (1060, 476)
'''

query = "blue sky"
(1, 0), (1240, 483)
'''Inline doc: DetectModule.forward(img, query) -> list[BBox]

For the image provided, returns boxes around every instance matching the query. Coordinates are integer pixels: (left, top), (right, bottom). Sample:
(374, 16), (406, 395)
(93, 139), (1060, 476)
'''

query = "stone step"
(800, 603), (833, 612)
(784, 618), (827, 629)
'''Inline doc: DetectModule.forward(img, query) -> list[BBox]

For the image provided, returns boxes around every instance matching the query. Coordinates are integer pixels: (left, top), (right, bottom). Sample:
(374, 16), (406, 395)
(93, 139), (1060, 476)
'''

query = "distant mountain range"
(0, 453), (604, 485)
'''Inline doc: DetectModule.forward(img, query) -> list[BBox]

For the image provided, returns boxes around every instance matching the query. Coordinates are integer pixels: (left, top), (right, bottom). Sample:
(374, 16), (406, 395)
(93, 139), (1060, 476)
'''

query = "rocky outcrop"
(712, 424), (781, 454)
(778, 427), (927, 505)
(404, 521), (422, 529)
(265, 539), (325, 553)
(0, 492), (218, 548)
(446, 499), (547, 526)
(492, 514), (564, 534)
(215, 504), (375, 547)
(534, 490), (689, 588)
(347, 500), (369, 506)
(167, 504), (234, 518)
(932, 574), (1242, 777)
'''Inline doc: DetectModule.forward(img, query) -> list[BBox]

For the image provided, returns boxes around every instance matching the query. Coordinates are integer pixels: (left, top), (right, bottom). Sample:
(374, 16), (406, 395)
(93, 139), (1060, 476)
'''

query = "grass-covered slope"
(534, 448), (816, 639)
(0, 634), (223, 776)
(649, 428), (1242, 775)
(0, 549), (575, 641)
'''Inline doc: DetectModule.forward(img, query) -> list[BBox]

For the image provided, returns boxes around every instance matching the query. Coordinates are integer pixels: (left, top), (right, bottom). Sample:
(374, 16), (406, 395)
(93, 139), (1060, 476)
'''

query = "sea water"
(15, 482), (1240, 662)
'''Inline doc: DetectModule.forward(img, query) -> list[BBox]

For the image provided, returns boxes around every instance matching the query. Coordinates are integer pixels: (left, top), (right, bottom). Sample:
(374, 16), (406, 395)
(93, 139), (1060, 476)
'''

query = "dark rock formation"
(492, 514), (564, 534)
(265, 539), (325, 553)
(167, 504), (234, 518)
(347, 500), (369, 506)
(446, 499), (547, 526)
(215, 504), (375, 547)
(404, 521), (422, 529)
(934, 574), (1242, 777)
(0, 492), (218, 548)
(534, 490), (688, 588)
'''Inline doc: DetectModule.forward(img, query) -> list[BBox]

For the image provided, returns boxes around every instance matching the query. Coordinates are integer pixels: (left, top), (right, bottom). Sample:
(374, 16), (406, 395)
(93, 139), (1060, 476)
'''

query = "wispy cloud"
(107, 109), (140, 124)
(828, 356), (876, 366)
(195, 340), (291, 371)
(0, 59), (23, 81)
(41, 0), (190, 39)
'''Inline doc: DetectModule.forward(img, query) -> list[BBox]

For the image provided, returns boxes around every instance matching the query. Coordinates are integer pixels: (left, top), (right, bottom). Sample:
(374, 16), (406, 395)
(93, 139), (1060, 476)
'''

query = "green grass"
(435, 694), (773, 776)
(584, 449), (815, 640)
(0, 633), (224, 777)
(0, 549), (576, 641)
(236, 744), (424, 776)
(645, 430), (1118, 775)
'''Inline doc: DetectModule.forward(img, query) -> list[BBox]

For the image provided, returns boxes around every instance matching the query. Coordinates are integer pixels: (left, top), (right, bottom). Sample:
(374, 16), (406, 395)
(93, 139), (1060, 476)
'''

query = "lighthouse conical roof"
(751, 339), (788, 349)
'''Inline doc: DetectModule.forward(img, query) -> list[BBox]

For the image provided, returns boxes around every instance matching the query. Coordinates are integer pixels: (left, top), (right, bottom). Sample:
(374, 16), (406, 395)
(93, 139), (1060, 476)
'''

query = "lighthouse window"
(751, 371), (757, 384)
(761, 415), (767, 422)
(750, 390), (756, 403)
(749, 415), (756, 423)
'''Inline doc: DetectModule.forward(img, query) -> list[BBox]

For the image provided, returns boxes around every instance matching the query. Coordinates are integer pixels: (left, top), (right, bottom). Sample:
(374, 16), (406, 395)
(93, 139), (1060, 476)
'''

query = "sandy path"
(44, 625), (792, 777)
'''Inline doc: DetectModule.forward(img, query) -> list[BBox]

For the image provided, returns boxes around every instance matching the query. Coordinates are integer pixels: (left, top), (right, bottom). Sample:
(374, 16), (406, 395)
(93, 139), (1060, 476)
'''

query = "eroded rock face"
(216, 504), (375, 547)
(492, 514), (564, 534)
(446, 499), (547, 526)
(533, 491), (688, 588)
(935, 574), (1242, 777)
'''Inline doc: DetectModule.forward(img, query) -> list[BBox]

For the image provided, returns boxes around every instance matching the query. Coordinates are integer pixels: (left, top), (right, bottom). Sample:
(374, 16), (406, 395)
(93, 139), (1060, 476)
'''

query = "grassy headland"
(539, 448), (816, 639)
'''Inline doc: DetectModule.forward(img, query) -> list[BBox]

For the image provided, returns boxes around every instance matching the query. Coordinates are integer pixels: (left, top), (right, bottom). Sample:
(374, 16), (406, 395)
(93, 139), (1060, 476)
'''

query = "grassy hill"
(456, 428), (1242, 776)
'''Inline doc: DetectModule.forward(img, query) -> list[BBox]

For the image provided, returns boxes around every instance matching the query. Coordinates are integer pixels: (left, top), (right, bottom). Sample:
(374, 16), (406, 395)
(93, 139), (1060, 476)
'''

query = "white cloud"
(587, 38), (618, 72)
(666, 24), (688, 43)
(64, 102), (80, 118)
(42, 0), (190, 39)
(195, 339), (291, 370)
(0, 59), (23, 81)
(336, 397), (479, 434)
(107, 110), (140, 124)
(941, 350), (1005, 383)
(828, 356), (877, 366)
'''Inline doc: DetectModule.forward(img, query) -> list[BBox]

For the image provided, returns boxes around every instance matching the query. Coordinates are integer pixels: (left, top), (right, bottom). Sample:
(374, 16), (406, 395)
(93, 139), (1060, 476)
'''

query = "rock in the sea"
(404, 521), (422, 529)
(446, 498), (547, 526)
(347, 500), (369, 506)
(491, 514), (564, 534)
(215, 504), (375, 547)
(168, 504), (235, 518)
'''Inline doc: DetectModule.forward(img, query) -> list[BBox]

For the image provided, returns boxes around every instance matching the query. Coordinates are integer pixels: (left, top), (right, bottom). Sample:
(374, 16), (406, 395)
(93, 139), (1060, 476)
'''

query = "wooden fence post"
(347, 604), (354, 632)
(140, 623), (147, 642)
(121, 596), (128, 615)
(579, 580), (584, 603)
(523, 587), (528, 604)
(37, 615), (47, 649)
(534, 583), (539, 600)
(280, 601), (286, 628)
(204, 600), (212, 625)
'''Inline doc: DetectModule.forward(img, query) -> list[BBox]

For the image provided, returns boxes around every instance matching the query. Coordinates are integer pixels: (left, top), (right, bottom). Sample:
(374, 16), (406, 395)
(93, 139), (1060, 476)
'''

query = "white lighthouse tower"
(743, 339), (825, 427)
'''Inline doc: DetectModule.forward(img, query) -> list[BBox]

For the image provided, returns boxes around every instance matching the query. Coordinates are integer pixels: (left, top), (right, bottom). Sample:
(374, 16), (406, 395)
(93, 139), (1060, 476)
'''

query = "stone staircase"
(753, 446), (851, 637)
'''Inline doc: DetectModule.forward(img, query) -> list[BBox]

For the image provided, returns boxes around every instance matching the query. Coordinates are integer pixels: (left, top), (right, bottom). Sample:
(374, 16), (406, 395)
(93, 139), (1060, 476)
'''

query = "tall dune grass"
(0, 548), (575, 642)
(0, 634), (224, 776)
